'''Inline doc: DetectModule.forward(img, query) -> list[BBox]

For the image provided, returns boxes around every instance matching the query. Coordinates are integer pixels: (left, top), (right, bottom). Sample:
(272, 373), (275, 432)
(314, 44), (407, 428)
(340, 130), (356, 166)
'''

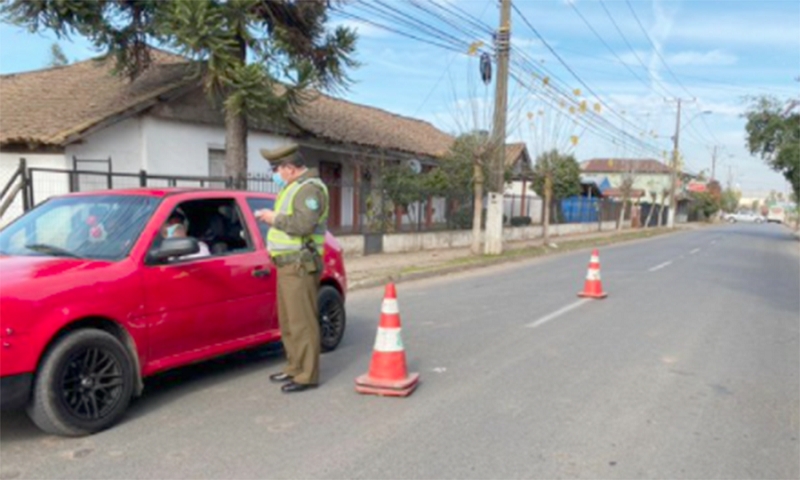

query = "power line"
(593, 0), (675, 99)
(332, 9), (464, 53)
(409, 0), (494, 117)
(511, 3), (665, 156)
(334, 0), (669, 158)
(622, 0), (692, 98)
(386, 1), (668, 155)
(622, 0), (720, 145)
(510, 50), (665, 157)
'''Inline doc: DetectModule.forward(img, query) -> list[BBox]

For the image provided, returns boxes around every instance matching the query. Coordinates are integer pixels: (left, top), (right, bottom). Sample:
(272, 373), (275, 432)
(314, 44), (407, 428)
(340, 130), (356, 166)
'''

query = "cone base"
(355, 372), (420, 397)
(355, 382), (418, 397)
(578, 291), (608, 299)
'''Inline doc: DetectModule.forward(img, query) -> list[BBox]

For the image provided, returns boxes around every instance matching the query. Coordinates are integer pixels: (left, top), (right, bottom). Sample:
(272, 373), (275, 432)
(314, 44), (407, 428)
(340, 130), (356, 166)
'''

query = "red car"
(0, 188), (347, 436)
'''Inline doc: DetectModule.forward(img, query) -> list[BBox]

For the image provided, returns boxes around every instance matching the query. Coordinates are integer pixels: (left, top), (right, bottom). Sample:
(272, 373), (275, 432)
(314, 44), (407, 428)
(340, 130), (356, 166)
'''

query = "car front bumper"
(0, 373), (33, 410)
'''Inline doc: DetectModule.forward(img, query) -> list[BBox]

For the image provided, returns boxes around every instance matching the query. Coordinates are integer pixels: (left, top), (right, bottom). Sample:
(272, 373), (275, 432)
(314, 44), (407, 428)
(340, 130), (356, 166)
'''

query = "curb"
(347, 227), (684, 292)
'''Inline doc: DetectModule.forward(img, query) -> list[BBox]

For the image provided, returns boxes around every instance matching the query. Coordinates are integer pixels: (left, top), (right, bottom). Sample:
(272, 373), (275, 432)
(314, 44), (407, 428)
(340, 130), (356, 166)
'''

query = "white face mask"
(166, 224), (179, 238)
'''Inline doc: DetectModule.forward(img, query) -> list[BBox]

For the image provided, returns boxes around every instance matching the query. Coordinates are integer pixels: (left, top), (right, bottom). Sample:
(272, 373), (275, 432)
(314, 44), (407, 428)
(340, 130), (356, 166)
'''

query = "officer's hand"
(256, 209), (276, 225)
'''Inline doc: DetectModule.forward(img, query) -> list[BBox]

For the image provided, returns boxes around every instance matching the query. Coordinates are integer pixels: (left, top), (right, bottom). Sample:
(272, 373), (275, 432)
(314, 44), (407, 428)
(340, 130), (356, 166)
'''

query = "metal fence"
(2, 158), (639, 235)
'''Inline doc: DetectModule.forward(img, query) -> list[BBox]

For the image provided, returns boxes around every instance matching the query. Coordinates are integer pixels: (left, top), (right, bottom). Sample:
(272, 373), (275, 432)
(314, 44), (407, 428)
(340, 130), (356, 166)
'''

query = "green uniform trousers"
(276, 261), (321, 385)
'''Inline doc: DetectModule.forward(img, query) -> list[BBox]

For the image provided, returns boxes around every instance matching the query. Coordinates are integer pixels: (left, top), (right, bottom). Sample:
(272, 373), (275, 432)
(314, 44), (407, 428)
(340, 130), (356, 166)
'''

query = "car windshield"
(0, 195), (160, 261)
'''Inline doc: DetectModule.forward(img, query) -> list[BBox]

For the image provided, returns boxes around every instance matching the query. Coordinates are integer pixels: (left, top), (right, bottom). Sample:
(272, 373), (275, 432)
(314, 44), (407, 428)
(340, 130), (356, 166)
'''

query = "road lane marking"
(649, 261), (672, 272)
(526, 299), (591, 329)
(690, 248), (701, 255)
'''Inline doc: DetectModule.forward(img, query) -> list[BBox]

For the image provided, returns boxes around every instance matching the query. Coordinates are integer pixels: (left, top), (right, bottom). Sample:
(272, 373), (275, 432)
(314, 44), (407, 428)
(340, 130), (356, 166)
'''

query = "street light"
(667, 109), (712, 228)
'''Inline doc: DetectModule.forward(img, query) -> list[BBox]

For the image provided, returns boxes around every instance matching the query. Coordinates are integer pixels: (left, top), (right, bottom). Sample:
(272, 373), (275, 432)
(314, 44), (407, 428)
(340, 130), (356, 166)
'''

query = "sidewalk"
(343, 225), (698, 291)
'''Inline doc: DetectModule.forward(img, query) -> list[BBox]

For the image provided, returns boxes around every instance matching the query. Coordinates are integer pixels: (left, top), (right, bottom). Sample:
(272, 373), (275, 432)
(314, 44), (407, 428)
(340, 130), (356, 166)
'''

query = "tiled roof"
(290, 93), (454, 158)
(603, 188), (646, 198)
(0, 46), (455, 158)
(0, 48), (192, 147)
(504, 142), (529, 168)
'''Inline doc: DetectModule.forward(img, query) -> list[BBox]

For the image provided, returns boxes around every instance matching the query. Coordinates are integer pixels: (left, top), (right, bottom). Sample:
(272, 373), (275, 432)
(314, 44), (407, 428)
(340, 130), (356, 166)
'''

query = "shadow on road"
(1, 314), (377, 442)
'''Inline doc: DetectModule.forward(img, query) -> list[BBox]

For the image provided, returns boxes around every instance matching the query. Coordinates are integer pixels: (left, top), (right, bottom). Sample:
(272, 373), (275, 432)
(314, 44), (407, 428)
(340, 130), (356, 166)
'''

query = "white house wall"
(67, 117), (142, 175)
(600, 172), (672, 204)
(0, 152), (69, 225)
(141, 116), (291, 178)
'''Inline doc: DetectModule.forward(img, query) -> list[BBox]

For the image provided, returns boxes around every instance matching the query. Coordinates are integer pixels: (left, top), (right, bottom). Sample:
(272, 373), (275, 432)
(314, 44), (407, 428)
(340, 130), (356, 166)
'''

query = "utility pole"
(485, 0), (511, 255)
(727, 165), (734, 191)
(666, 97), (695, 228)
(711, 145), (717, 181)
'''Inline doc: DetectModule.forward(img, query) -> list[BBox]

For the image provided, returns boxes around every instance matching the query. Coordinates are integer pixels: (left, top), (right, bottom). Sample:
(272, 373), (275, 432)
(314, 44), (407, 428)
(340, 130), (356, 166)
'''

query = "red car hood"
(0, 255), (111, 287)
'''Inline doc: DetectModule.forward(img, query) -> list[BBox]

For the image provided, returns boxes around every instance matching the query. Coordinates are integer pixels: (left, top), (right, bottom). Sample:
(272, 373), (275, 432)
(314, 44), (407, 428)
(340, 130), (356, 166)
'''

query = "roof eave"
(53, 80), (198, 146)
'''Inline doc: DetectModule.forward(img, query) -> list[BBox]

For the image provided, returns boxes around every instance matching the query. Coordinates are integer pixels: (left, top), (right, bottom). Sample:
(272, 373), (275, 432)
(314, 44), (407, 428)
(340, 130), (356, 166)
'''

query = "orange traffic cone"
(355, 283), (420, 397)
(578, 249), (608, 299)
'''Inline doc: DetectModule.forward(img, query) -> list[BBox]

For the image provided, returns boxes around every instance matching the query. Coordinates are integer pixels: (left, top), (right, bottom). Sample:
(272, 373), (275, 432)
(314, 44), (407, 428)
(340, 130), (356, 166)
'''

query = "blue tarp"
(561, 197), (599, 223)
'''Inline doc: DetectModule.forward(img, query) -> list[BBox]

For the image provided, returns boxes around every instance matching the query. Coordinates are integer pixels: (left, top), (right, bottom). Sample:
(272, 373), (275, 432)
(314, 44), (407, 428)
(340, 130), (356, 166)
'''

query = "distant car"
(767, 206), (785, 224)
(0, 188), (347, 436)
(724, 211), (765, 223)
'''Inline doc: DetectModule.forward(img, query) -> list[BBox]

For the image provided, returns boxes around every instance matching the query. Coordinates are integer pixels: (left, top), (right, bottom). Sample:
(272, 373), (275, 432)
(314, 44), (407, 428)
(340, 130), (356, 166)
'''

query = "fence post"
(20, 158), (32, 211)
(67, 157), (76, 192)
(139, 170), (147, 187)
(107, 156), (113, 189)
(598, 199), (603, 232)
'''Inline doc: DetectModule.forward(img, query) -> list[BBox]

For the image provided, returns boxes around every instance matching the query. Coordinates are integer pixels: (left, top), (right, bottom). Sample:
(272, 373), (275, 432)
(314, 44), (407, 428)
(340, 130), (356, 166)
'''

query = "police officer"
(257, 143), (329, 393)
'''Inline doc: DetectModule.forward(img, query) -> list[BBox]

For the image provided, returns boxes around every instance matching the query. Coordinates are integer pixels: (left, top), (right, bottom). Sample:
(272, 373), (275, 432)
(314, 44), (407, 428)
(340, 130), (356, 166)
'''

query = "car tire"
(318, 285), (346, 353)
(27, 329), (135, 437)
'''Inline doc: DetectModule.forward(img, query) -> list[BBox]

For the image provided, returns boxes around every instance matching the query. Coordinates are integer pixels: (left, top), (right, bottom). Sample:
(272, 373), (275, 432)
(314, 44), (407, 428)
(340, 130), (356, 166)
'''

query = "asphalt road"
(1, 224), (798, 479)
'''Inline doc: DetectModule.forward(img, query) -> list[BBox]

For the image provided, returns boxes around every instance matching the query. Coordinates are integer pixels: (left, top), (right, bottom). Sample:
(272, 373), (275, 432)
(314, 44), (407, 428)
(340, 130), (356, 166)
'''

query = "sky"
(1, 0), (798, 197)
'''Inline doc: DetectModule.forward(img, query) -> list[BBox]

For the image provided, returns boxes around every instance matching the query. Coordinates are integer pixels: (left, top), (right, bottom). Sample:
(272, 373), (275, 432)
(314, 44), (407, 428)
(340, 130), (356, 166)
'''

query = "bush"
(450, 208), (473, 230)
(449, 207), (509, 230)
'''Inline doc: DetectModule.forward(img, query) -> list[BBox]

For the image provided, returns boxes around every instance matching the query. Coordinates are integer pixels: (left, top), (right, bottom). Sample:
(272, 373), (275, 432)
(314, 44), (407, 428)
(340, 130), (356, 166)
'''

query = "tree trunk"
(224, 36), (248, 189)
(617, 198), (627, 230)
(795, 200), (800, 231)
(543, 173), (552, 244)
(224, 109), (248, 189)
(471, 163), (484, 255)
(644, 201), (655, 228)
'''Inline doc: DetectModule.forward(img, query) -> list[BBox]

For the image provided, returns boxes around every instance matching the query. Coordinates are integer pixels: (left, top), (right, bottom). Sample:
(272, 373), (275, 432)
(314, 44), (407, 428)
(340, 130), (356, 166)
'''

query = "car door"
(141, 196), (277, 369)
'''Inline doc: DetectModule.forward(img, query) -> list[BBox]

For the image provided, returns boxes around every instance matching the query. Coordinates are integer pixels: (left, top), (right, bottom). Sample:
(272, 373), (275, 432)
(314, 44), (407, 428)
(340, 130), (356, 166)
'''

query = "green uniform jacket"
(273, 168), (329, 239)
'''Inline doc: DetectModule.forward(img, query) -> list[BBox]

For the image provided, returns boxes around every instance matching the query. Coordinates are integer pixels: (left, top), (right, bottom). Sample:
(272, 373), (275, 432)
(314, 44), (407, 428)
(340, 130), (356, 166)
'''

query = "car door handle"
(252, 266), (271, 278)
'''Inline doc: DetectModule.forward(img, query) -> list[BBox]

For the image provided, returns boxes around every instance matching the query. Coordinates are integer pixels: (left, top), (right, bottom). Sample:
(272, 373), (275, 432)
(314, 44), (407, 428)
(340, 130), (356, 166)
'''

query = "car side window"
(150, 198), (255, 262)
(245, 197), (275, 243)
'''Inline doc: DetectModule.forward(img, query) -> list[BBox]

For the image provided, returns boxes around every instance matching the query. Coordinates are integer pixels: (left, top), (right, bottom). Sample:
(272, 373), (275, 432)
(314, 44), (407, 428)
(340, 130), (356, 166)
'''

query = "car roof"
(55, 188), (277, 200)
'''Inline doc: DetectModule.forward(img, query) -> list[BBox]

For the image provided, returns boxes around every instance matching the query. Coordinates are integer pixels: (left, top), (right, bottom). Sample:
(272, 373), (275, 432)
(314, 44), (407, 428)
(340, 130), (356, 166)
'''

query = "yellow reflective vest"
(267, 178), (329, 257)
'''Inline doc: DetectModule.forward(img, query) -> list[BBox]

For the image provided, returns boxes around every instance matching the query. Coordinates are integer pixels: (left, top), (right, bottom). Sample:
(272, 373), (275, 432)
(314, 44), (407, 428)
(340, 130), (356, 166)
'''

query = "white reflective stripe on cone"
(374, 327), (404, 352)
(586, 269), (601, 281)
(381, 298), (399, 315)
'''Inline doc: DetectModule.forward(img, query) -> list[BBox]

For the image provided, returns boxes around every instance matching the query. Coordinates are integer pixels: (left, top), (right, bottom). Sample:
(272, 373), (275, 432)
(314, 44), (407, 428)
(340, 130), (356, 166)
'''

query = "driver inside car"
(161, 213), (210, 260)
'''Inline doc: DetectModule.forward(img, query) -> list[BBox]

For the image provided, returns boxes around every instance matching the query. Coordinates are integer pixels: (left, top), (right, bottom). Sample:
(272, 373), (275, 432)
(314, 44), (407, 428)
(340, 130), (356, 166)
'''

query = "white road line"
(526, 299), (591, 329)
(649, 261), (672, 272)
(690, 248), (701, 254)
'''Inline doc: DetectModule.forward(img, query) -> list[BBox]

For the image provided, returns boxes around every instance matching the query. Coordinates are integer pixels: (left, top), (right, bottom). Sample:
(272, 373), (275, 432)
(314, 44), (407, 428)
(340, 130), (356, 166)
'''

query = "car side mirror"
(148, 237), (199, 263)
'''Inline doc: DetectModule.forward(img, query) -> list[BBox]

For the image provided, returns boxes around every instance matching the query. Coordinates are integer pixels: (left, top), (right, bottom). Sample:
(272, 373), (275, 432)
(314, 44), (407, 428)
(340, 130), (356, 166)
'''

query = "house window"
(209, 149), (226, 178)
